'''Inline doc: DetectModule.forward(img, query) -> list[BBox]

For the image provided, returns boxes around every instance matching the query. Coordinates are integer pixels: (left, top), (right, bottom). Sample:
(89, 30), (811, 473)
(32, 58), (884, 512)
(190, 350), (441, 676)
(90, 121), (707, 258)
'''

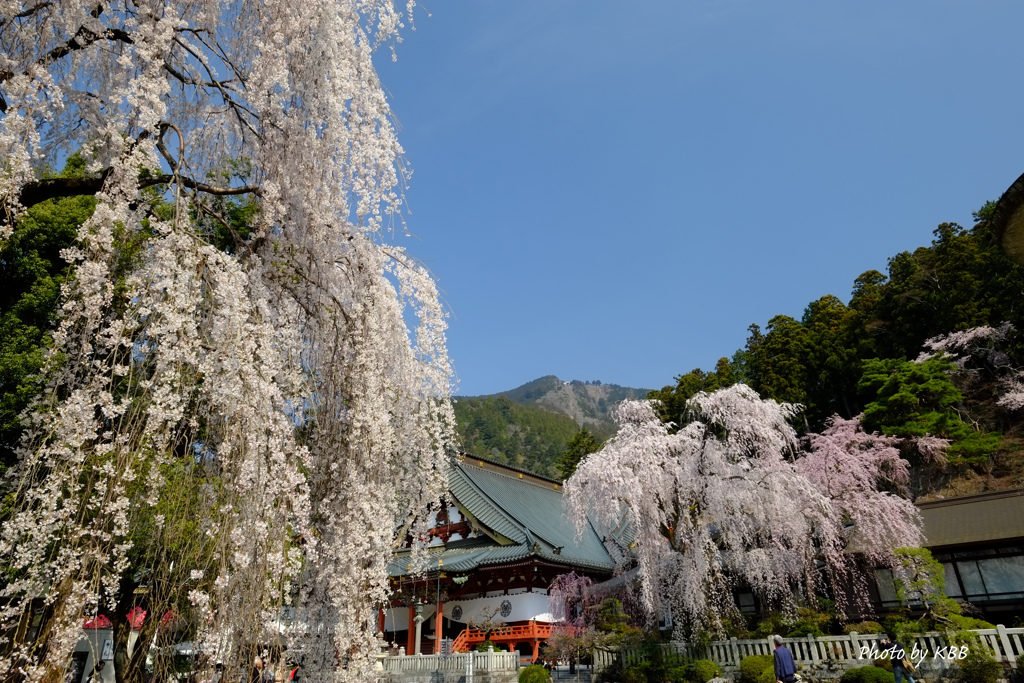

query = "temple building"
(383, 455), (619, 662)
(874, 489), (1024, 621)
(384, 455), (1024, 661)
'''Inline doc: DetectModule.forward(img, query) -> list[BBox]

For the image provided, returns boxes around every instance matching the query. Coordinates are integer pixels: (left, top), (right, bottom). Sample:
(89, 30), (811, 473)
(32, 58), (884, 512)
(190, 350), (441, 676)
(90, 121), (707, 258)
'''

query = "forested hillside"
(453, 377), (649, 477)
(649, 202), (1024, 498)
(452, 396), (580, 478)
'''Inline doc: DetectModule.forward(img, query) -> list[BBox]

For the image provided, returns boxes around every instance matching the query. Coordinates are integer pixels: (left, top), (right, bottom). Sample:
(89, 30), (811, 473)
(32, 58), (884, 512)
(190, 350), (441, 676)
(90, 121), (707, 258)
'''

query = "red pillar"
(532, 640), (540, 662)
(435, 601), (443, 646)
(378, 608), (385, 634)
(406, 605), (415, 654)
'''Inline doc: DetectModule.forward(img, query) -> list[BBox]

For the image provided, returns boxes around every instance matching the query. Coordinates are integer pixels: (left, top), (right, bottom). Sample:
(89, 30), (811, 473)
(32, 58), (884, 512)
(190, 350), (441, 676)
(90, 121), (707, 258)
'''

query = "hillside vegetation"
(453, 377), (649, 478)
(453, 396), (580, 478)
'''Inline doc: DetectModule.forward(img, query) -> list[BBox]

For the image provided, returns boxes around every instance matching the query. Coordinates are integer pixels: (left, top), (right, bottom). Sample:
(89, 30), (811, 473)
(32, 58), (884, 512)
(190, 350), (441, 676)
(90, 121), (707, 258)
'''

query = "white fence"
(382, 650), (519, 673)
(596, 626), (1024, 674)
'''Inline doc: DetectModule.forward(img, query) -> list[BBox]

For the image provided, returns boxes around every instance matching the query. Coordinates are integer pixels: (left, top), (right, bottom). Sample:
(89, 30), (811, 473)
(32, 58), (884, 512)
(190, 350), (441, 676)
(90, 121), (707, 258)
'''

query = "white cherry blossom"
(0, 2), (452, 681)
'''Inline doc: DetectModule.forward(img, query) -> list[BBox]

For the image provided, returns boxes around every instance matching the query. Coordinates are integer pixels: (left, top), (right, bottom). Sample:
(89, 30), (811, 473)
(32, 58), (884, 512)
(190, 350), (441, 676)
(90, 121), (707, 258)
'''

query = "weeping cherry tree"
(564, 385), (922, 638)
(0, 2), (453, 682)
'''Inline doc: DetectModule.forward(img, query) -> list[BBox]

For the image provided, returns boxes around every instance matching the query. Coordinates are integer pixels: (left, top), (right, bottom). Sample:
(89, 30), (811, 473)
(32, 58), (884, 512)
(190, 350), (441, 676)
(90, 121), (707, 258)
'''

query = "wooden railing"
(451, 620), (553, 652)
(595, 626), (1024, 675)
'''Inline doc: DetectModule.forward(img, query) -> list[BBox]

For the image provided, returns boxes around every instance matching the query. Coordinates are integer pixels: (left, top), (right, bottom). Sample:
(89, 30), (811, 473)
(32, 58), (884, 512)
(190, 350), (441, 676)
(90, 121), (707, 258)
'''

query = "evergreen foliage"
(557, 428), (602, 479)
(648, 358), (735, 427)
(0, 156), (95, 472)
(860, 358), (1001, 464)
(890, 547), (962, 627)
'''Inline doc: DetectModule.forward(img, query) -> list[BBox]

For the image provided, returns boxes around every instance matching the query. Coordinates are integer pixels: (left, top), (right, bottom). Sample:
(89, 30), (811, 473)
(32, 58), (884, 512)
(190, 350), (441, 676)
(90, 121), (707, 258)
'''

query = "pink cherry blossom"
(798, 415), (923, 567)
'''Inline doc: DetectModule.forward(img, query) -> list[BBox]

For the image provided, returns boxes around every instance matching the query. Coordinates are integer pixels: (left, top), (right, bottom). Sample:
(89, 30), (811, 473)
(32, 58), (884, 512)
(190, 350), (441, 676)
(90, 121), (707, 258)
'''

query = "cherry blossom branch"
(4, 170), (260, 216)
(166, 35), (259, 138)
(0, 7), (133, 87)
(0, 2), (54, 28)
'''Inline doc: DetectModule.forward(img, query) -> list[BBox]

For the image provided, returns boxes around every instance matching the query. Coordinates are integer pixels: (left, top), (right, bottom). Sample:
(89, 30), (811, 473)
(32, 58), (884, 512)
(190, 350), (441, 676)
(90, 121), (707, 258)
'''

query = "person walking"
(882, 635), (917, 683)
(773, 635), (799, 683)
(86, 660), (106, 683)
(250, 656), (268, 683)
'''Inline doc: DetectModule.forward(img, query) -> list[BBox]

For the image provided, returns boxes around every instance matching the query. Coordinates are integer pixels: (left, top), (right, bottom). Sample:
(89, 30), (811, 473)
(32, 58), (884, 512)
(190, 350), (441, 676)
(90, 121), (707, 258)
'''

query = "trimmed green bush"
(948, 614), (997, 630)
(840, 665), (895, 683)
(474, 640), (496, 652)
(843, 621), (885, 634)
(518, 665), (549, 683)
(690, 659), (723, 682)
(668, 659), (724, 683)
(623, 665), (646, 683)
(959, 648), (1002, 683)
(740, 655), (774, 683)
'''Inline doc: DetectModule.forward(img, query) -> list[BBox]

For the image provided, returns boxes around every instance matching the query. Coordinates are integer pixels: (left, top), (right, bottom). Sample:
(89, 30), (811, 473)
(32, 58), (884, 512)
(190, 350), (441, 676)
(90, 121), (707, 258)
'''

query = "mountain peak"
(492, 376), (652, 432)
(452, 376), (651, 478)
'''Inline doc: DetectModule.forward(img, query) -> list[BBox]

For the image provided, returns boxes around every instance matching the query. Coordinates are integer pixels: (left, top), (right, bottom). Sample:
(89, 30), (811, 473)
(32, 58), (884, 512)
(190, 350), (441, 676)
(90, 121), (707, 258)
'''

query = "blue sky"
(373, 2), (1024, 397)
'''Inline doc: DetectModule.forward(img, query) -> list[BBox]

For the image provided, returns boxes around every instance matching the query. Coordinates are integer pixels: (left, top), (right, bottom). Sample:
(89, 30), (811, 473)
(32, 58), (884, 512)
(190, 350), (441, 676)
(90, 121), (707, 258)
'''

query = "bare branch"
(168, 35), (259, 139)
(3, 170), (260, 221)
(158, 174), (260, 197)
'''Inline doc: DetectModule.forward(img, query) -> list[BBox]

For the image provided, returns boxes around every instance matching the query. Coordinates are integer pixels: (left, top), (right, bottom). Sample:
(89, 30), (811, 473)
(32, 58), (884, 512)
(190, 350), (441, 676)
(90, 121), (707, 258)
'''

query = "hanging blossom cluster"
(546, 570), (643, 633)
(798, 416), (923, 567)
(0, 2), (453, 682)
(918, 323), (1024, 411)
(564, 387), (852, 637)
(916, 322), (1014, 370)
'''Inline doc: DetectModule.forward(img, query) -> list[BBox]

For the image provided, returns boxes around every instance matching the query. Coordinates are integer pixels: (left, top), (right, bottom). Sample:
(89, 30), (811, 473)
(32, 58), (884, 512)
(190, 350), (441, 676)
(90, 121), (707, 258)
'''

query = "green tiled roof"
(390, 457), (616, 577)
(389, 540), (532, 576)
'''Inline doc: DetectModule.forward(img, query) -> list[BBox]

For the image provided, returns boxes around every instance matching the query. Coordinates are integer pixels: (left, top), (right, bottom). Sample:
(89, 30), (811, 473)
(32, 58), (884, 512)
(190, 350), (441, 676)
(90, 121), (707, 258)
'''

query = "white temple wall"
(383, 592), (554, 630)
(382, 605), (441, 632)
(441, 593), (554, 624)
